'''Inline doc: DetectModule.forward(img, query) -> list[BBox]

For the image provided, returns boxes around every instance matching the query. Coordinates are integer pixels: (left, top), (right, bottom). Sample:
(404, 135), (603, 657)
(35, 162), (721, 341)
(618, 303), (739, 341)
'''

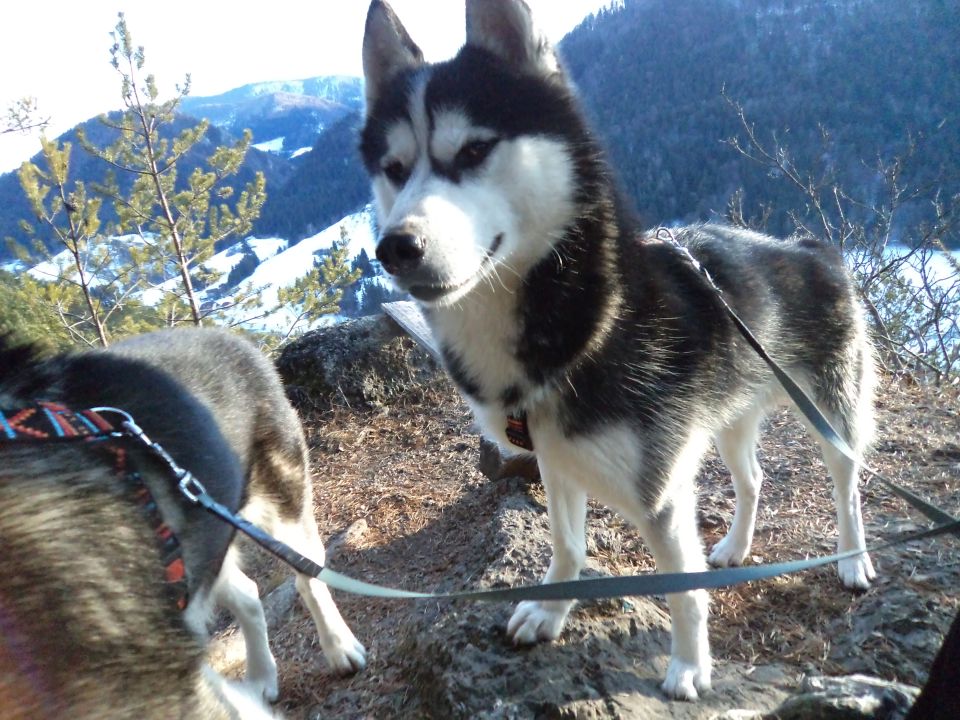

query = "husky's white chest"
(429, 292), (570, 459)
(430, 291), (525, 402)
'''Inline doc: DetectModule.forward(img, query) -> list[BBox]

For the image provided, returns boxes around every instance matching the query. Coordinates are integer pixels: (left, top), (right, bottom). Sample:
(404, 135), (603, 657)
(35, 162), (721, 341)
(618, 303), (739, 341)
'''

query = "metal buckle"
(90, 406), (208, 505)
(176, 470), (208, 504)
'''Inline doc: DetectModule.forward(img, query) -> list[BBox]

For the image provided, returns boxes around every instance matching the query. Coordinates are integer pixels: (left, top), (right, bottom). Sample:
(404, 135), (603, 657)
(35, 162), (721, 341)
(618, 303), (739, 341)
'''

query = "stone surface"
(263, 313), (951, 719)
(760, 674), (919, 720)
(277, 314), (439, 410)
(390, 485), (796, 720)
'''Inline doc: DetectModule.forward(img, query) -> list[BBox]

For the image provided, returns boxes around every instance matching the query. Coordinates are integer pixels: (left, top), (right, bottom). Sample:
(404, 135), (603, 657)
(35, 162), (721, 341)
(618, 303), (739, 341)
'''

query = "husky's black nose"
(377, 232), (425, 276)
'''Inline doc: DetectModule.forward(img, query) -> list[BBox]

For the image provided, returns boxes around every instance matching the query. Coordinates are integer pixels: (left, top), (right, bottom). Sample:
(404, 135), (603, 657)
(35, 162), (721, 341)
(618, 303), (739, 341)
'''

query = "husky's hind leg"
(709, 406), (766, 568)
(808, 345), (877, 589)
(816, 436), (875, 588)
(248, 403), (366, 675)
(274, 517), (367, 674)
(213, 552), (279, 702)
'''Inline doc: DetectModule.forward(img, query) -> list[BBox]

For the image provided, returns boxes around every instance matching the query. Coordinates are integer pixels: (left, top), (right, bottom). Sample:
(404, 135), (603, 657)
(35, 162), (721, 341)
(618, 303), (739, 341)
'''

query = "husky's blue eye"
(455, 139), (498, 171)
(383, 160), (409, 185)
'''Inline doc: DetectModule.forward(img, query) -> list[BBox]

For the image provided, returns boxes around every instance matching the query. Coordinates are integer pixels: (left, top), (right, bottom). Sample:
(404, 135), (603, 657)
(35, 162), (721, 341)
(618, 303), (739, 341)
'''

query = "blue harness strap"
(0, 403), (189, 611)
(0, 402), (114, 442)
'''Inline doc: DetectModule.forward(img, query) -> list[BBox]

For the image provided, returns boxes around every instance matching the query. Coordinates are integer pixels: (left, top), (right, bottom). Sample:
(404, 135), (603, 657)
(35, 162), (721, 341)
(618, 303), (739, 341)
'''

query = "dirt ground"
(230, 375), (960, 718)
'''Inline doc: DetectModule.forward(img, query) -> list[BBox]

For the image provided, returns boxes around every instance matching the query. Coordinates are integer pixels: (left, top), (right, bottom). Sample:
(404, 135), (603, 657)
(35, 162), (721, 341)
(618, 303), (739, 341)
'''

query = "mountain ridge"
(1, 0), (956, 264)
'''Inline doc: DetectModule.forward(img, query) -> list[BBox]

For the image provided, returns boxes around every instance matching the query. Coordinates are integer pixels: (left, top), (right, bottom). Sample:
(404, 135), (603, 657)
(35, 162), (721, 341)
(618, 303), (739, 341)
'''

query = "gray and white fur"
(0, 328), (365, 718)
(360, 0), (877, 701)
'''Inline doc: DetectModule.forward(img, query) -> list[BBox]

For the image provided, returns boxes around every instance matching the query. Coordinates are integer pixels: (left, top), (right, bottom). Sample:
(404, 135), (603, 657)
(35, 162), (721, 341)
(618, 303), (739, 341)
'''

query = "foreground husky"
(361, 0), (877, 700)
(0, 328), (364, 718)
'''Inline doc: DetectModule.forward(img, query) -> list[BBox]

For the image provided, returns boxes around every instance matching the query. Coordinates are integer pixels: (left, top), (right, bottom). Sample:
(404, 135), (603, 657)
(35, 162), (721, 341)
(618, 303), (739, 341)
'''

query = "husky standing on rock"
(0, 328), (365, 718)
(360, 0), (877, 700)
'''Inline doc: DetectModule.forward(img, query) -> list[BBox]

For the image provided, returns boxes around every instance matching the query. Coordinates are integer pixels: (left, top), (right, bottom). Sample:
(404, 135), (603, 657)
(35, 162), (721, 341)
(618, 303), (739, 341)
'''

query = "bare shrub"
(723, 92), (959, 383)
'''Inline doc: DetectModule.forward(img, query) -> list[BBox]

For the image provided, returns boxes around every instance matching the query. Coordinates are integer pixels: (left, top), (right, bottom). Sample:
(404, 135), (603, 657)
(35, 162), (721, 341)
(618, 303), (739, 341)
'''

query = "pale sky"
(0, 0), (611, 173)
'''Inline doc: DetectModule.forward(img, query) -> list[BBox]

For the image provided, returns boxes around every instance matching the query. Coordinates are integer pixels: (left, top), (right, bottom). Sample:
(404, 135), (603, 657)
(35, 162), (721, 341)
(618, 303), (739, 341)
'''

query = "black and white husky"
(0, 328), (364, 718)
(361, 0), (877, 700)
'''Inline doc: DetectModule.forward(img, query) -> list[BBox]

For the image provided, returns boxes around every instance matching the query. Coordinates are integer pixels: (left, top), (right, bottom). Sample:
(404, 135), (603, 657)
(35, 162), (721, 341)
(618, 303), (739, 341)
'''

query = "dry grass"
(246, 375), (959, 717)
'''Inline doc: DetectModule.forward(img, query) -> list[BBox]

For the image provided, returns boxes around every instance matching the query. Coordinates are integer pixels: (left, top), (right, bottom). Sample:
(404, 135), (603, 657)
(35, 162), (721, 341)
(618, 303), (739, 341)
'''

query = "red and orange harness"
(0, 402), (189, 611)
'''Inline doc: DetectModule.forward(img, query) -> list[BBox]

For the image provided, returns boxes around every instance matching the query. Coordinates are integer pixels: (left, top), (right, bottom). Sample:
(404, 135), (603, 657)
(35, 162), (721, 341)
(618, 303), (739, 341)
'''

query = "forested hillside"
(561, 0), (959, 243)
(2, 0), (956, 253)
(253, 111), (370, 241)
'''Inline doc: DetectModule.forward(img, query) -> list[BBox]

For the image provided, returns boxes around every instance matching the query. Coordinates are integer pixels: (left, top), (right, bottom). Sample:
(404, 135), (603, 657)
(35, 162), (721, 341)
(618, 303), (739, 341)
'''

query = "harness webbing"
(0, 403), (189, 611)
(0, 402), (112, 440)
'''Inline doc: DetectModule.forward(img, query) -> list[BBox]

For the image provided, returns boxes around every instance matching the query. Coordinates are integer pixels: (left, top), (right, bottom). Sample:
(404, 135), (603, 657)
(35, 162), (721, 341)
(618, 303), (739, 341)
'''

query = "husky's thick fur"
(361, 0), (877, 700)
(0, 328), (365, 718)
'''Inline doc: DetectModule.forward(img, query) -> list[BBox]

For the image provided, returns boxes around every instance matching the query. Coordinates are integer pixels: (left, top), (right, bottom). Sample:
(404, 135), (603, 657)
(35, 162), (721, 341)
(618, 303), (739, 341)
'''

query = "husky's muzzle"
(377, 230), (425, 277)
(376, 230), (450, 301)
(377, 228), (503, 302)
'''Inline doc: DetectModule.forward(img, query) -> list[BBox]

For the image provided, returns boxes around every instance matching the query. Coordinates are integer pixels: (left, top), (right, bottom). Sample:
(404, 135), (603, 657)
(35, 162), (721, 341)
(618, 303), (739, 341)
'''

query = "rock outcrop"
(262, 314), (946, 719)
(277, 314), (439, 410)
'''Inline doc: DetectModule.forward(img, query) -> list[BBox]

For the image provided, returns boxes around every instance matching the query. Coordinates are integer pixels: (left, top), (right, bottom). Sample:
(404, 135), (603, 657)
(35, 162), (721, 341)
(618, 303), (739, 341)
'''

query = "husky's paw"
(246, 653), (279, 703)
(707, 534), (750, 567)
(208, 669), (279, 719)
(321, 626), (367, 675)
(662, 657), (712, 701)
(248, 676), (279, 705)
(838, 553), (875, 590)
(507, 600), (570, 644)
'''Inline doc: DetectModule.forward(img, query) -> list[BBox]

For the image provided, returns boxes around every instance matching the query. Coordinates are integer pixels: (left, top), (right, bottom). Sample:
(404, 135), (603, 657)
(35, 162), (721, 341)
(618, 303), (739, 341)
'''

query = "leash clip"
(655, 227), (723, 294)
(89, 406), (209, 505)
(176, 470), (207, 504)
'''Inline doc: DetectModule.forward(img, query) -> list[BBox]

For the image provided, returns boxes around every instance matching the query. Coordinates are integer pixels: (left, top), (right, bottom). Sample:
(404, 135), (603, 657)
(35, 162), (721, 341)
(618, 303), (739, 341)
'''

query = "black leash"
(6, 396), (955, 602)
(98, 405), (960, 602)
(5, 390), (955, 602)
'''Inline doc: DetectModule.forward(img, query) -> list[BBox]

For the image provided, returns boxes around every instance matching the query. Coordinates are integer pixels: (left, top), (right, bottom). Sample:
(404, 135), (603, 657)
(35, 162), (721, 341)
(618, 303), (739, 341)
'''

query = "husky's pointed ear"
(465, 0), (559, 76)
(363, 0), (425, 110)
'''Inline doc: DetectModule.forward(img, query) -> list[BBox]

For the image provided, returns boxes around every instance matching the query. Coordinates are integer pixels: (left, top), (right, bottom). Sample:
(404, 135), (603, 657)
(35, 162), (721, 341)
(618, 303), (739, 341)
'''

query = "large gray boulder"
(277, 314), (440, 410)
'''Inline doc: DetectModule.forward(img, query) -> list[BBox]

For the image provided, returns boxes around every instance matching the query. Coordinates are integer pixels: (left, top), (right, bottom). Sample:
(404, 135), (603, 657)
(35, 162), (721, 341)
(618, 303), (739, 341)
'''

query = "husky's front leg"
(637, 493), (712, 701)
(507, 473), (587, 643)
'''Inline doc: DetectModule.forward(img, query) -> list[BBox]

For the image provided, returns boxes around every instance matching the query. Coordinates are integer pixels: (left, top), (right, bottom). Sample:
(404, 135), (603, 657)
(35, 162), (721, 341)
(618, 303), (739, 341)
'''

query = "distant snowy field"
(17, 206), (381, 336)
(217, 207), (378, 332)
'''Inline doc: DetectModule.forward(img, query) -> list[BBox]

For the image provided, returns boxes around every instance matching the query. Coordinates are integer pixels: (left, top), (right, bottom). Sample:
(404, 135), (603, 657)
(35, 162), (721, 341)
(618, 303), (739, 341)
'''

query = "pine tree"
(2, 97), (48, 135)
(16, 137), (142, 347)
(276, 225), (361, 340)
(77, 12), (266, 327)
(351, 247), (376, 278)
(0, 270), (72, 352)
(358, 280), (404, 317)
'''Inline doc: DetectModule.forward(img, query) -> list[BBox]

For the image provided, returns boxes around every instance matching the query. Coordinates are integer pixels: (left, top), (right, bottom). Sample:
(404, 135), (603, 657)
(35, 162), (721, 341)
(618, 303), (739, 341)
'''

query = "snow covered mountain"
(179, 76), (363, 161)
(21, 206), (397, 337)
